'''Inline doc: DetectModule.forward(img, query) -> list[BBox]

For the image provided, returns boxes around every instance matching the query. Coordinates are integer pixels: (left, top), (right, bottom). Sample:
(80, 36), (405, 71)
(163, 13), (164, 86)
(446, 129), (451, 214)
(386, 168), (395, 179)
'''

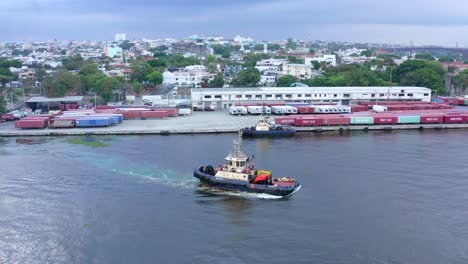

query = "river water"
(0, 131), (467, 264)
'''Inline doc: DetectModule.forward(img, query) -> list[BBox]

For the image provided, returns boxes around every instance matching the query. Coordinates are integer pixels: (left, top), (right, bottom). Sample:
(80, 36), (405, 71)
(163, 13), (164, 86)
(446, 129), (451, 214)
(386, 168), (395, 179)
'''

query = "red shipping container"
(350, 105), (368, 112)
(155, 108), (178, 117)
(372, 115), (398, 125)
(274, 117), (296, 125)
(120, 111), (142, 119)
(420, 115), (443, 124)
(320, 116), (350, 126)
(22, 115), (52, 121)
(1, 114), (15, 120)
(15, 119), (47, 129)
(141, 111), (170, 119)
(294, 117), (322, 126)
(444, 115), (467, 123)
(296, 106), (315, 114)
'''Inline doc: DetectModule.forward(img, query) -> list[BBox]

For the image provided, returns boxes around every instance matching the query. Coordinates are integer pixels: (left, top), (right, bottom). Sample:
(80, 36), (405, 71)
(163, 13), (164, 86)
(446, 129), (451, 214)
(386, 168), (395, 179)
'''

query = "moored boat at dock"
(241, 114), (296, 137)
(194, 132), (301, 197)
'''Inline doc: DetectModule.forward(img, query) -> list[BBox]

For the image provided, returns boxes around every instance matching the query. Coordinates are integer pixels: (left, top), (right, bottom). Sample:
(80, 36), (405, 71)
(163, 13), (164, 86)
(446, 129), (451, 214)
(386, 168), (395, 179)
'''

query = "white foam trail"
(197, 186), (300, 200)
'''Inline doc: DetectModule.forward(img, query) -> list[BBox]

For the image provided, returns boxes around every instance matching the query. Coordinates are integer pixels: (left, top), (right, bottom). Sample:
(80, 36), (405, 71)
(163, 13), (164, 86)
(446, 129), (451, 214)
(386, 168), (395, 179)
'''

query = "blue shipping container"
(76, 117), (112, 127)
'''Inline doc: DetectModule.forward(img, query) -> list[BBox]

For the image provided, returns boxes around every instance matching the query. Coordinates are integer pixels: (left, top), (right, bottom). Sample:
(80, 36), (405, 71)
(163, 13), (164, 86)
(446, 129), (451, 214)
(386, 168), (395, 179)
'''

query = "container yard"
(3, 102), (468, 136)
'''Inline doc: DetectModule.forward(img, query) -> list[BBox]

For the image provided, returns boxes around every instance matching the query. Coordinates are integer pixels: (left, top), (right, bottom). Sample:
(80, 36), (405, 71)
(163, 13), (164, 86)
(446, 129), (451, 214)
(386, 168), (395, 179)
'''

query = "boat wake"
(197, 186), (299, 200)
(77, 151), (197, 189)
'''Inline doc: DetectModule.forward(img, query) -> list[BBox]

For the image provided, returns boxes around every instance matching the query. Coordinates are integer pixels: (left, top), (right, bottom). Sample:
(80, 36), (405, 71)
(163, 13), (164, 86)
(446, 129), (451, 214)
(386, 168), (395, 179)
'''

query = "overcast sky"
(1, 0), (468, 46)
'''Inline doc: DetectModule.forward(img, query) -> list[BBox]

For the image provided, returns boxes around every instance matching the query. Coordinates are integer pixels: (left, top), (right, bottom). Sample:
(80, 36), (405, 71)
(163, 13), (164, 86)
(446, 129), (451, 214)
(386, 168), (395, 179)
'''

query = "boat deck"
(273, 180), (296, 187)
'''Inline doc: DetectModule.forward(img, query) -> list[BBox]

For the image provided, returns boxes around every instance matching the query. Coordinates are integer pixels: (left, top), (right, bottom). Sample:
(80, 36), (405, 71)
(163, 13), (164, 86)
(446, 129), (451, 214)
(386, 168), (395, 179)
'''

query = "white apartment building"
(282, 64), (315, 79)
(305, 54), (337, 66)
(185, 65), (206, 71)
(115, 33), (126, 42)
(259, 75), (277, 86)
(191, 87), (432, 109)
(163, 69), (209, 88)
(341, 56), (376, 64)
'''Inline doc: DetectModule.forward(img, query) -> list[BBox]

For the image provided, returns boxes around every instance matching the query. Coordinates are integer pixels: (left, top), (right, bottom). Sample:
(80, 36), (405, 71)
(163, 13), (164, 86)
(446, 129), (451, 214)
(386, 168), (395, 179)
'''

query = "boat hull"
(194, 168), (300, 197)
(240, 128), (296, 137)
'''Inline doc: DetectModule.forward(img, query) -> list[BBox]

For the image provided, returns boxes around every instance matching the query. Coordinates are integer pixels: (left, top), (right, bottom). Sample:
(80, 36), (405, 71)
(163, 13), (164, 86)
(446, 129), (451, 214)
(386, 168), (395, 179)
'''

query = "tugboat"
(241, 113), (295, 137)
(194, 132), (301, 197)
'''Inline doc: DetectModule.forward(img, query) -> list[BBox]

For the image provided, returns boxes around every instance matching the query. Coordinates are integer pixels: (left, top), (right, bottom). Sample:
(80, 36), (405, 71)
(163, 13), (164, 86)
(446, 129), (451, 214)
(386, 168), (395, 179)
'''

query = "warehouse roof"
(27, 96), (84, 103)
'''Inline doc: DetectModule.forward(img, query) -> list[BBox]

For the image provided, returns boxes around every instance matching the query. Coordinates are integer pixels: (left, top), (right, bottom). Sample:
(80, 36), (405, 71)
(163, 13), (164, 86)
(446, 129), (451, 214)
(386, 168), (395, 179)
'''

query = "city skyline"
(2, 0), (468, 46)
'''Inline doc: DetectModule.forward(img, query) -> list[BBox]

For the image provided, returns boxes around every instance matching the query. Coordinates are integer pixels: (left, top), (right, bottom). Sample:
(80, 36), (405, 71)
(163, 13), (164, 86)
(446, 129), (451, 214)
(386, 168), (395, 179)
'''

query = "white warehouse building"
(191, 86), (432, 110)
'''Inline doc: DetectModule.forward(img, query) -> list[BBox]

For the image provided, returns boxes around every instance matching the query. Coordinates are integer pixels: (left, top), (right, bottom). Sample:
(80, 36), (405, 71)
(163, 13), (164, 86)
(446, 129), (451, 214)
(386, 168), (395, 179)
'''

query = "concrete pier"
(1, 112), (468, 137)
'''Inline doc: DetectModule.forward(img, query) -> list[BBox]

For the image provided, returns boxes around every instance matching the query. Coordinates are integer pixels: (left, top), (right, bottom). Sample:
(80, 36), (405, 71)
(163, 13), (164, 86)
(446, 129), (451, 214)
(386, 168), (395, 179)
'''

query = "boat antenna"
(235, 130), (243, 154)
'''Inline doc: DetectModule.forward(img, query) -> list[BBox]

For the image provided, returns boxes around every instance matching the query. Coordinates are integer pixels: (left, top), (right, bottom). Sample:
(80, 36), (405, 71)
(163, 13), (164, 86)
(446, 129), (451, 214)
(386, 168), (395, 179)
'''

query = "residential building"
(259, 75), (277, 86)
(171, 42), (214, 58)
(191, 86), (432, 110)
(163, 69), (209, 88)
(305, 54), (337, 66)
(115, 33), (126, 42)
(104, 46), (123, 58)
(282, 64), (315, 79)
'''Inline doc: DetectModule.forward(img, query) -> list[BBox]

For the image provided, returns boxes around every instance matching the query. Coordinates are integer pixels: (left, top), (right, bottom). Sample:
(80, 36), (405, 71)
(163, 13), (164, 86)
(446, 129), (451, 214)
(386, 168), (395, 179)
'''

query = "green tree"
(43, 71), (82, 97)
(204, 55), (217, 65)
(415, 52), (435, 60)
(35, 69), (47, 82)
(130, 61), (153, 83)
(277, 75), (296, 87)
(311, 61), (321, 70)
(212, 44), (233, 58)
(147, 59), (166, 68)
(119, 40), (134, 50)
(132, 82), (143, 96)
(146, 71), (163, 86)
(438, 55), (454, 62)
(287, 56), (304, 64)
(231, 68), (261, 87)
(208, 73), (224, 88)
(400, 68), (444, 93)
(286, 38), (298, 50)
(397, 60), (445, 79)
(0, 59), (22, 68)
(79, 62), (100, 76)
(360, 50), (373, 57)
(243, 53), (269, 68)
(267, 44), (282, 51)
(0, 95), (6, 114)
(0, 68), (14, 86)
(62, 56), (85, 71)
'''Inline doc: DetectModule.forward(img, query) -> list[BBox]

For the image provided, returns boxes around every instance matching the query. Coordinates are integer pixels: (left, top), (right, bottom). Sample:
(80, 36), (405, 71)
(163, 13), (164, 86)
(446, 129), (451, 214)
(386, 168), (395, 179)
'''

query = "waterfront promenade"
(2, 111), (468, 136)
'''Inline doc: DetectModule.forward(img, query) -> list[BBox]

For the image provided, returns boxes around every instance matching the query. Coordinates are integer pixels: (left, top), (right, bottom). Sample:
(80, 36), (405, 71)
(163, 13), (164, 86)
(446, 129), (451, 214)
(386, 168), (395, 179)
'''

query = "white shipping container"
(229, 106), (247, 115)
(372, 105), (388, 112)
(178, 108), (191, 115)
(247, 106), (264, 114)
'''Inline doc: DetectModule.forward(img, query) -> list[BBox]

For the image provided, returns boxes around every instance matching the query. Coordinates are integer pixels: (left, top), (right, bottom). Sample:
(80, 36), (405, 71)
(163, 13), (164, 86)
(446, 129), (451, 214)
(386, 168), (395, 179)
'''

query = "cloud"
(0, 0), (468, 44)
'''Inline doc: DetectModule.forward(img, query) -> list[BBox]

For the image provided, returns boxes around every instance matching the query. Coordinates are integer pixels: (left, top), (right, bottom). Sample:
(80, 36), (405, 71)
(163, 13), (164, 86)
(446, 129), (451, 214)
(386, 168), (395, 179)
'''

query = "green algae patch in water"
(67, 137), (109, 148)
